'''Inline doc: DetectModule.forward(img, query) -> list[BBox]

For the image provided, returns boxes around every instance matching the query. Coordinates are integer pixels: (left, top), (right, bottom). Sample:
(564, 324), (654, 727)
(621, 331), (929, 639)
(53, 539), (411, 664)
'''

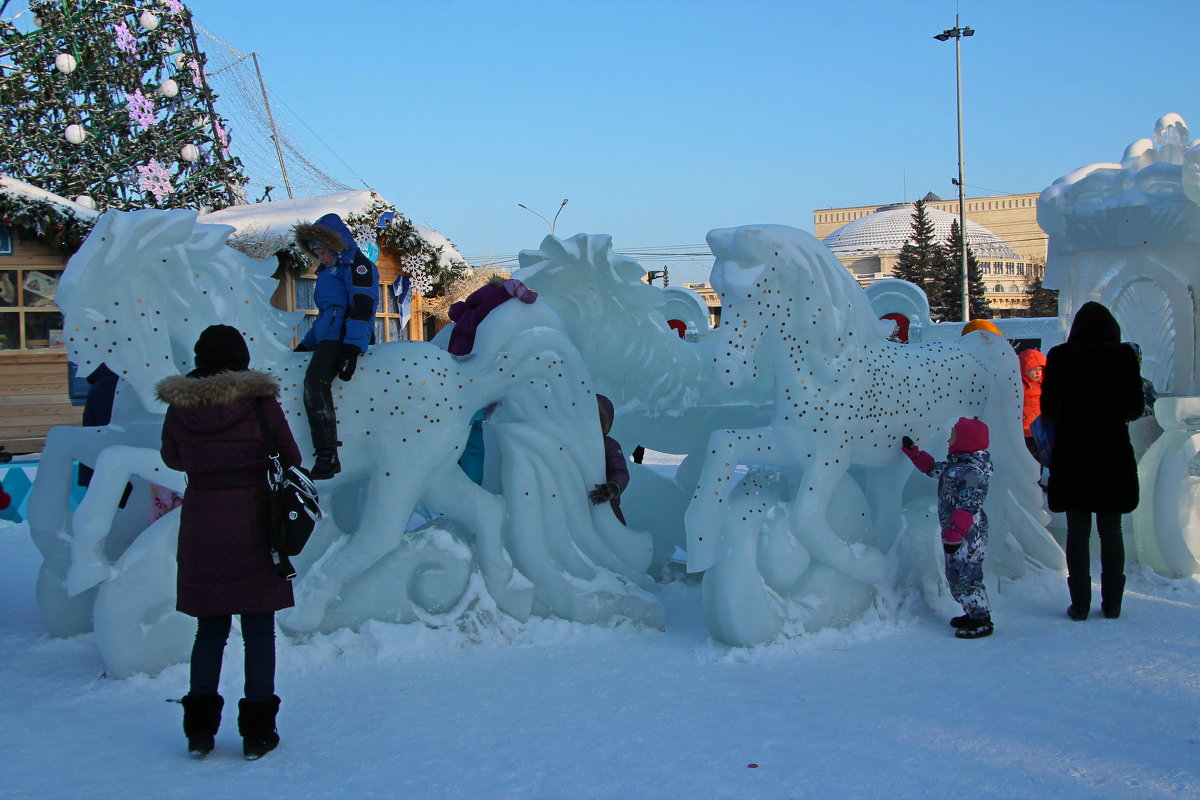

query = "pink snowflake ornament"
(136, 159), (174, 201)
(114, 21), (137, 55)
(126, 90), (156, 130)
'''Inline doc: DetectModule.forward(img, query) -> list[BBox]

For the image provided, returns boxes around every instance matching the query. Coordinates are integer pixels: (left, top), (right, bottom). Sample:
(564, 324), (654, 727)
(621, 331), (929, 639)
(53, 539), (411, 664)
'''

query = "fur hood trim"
(294, 213), (358, 264)
(156, 369), (280, 408)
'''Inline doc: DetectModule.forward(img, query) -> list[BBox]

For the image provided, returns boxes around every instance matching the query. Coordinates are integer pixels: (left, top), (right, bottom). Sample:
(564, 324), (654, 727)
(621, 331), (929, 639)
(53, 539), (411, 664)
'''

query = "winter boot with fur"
(310, 448), (341, 481)
(1101, 573), (1126, 619)
(181, 693), (223, 758)
(238, 695), (281, 760)
(1066, 574), (1091, 620)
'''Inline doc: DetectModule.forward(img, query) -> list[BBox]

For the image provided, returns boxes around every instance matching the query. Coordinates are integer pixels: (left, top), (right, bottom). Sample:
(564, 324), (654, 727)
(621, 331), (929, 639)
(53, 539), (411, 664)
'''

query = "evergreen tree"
(892, 199), (939, 287)
(933, 220), (991, 322)
(1024, 275), (1059, 318)
(0, 0), (246, 211)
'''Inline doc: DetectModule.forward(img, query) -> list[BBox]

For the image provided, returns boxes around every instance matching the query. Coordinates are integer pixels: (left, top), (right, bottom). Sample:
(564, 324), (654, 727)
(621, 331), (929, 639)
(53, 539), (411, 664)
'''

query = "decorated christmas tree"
(0, 0), (246, 211)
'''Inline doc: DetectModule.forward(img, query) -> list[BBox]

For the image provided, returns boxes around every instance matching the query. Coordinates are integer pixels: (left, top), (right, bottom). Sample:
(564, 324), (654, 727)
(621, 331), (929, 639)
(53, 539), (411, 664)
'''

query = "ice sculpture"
(512, 235), (774, 572)
(685, 225), (1062, 646)
(1040, 113), (1200, 575)
(34, 209), (662, 675)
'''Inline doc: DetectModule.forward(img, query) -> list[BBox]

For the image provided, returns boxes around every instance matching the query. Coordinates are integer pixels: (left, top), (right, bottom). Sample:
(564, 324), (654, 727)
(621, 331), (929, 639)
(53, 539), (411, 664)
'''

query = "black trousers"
(1064, 510), (1125, 581)
(304, 340), (342, 452)
(190, 613), (276, 702)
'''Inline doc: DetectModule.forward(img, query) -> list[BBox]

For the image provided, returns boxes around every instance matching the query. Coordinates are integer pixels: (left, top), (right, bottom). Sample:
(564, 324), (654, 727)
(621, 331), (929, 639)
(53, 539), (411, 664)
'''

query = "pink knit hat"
(950, 417), (989, 453)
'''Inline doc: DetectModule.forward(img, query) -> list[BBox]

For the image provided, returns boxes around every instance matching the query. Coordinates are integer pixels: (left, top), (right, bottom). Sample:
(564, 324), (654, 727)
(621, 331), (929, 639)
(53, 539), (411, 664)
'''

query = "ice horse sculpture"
(685, 225), (1062, 646)
(512, 234), (774, 572)
(33, 209), (661, 676)
(1039, 113), (1200, 576)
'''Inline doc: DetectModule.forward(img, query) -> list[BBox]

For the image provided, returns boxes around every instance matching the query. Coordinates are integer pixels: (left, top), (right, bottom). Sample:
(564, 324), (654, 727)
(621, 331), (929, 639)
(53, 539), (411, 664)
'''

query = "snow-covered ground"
(3, 459), (1199, 799)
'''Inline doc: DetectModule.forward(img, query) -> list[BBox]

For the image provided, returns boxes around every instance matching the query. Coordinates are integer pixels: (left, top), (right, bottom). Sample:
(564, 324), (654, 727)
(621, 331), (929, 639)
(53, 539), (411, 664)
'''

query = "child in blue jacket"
(293, 214), (379, 479)
(902, 417), (994, 639)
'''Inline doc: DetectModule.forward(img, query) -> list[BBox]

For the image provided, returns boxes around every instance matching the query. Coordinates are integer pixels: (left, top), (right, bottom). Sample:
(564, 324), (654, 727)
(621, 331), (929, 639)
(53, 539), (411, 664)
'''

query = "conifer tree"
(934, 220), (991, 322)
(0, 0), (245, 211)
(1024, 275), (1059, 318)
(892, 199), (939, 287)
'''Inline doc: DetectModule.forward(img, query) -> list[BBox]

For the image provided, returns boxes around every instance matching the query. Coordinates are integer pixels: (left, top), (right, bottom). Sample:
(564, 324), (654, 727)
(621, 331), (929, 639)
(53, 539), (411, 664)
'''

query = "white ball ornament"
(64, 124), (87, 145)
(180, 144), (200, 162)
(158, 78), (179, 97)
(74, 195), (96, 210)
(55, 53), (77, 74)
(139, 11), (159, 30)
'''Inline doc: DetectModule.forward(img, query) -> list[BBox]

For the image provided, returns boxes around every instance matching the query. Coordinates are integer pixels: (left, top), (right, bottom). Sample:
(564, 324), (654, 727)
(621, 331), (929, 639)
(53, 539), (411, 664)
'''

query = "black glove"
(337, 343), (360, 381)
(589, 482), (619, 505)
(294, 343), (312, 353)
(943, 541), (962, 555)
(901, 435), (915, 449)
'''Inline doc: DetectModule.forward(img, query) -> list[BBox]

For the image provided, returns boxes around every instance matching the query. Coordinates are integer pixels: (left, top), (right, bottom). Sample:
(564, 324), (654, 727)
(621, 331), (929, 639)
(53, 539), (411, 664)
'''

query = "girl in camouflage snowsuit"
(902, 416), (994, 639)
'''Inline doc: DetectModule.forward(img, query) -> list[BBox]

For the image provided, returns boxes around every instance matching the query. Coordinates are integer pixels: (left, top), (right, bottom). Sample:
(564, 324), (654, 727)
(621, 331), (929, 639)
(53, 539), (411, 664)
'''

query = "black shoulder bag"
(254, 399), (322, 580)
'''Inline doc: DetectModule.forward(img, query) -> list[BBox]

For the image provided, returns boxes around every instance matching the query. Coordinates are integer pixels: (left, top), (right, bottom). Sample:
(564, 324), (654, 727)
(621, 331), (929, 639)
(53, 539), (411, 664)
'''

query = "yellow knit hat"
(961, 318), (1002, 336)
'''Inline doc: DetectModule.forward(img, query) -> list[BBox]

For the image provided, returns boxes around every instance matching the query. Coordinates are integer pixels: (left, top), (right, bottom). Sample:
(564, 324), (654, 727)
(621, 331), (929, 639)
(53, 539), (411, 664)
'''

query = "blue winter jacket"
(298, 213), (379, 353)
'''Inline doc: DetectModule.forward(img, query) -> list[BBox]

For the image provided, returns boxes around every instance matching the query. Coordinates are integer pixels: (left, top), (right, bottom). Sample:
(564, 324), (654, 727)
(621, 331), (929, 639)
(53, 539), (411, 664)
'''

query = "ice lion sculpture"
(34, 209), (661, 676)
(686, 225), (1063, 646)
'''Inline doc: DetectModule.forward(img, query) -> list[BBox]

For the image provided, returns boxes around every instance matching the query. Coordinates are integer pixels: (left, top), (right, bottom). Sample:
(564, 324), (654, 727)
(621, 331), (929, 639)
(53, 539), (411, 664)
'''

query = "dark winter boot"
(238, 695), (281, 760)
(1066, 575), (1091, 621)
(950, 615), (972, 629)
(310, 448), (341, 481)
(954, 615), (994, 639)
(1101, 573), (1126, 619)
(181, 693), (223, 759)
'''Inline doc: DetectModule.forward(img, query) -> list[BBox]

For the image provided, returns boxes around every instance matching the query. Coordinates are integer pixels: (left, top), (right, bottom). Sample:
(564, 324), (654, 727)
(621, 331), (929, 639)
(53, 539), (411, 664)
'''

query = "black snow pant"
(304, 340), (342, 453)
(190, 613), (276, 702)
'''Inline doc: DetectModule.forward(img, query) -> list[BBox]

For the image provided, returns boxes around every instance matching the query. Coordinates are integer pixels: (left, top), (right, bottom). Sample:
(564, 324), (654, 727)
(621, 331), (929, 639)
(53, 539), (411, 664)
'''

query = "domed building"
(816, 193), (1047, 316)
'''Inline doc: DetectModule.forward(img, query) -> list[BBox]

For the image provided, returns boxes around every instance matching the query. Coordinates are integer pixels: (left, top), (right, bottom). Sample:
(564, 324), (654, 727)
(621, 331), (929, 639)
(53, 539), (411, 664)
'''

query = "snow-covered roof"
(0, 175), (101, 222)
(822, 203), (1021, 261)
(197, 189), (465, 263)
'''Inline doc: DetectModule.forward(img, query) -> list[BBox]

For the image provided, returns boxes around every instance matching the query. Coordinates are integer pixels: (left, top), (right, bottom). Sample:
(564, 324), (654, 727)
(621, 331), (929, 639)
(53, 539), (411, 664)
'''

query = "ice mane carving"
(514, 233), (773, 456)
(33, 210), (662, 676)
(686, 225), (1062, 646)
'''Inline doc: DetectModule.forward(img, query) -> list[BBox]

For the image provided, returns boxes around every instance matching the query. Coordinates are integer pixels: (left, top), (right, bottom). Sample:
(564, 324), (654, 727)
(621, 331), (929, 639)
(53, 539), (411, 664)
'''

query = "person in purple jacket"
(156, 325), (302, 761)
(589, 395), (630, 524)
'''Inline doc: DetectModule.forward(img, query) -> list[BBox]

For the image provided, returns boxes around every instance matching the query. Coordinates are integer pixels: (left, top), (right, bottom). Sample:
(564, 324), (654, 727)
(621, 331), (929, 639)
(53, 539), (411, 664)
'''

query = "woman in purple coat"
(156, 325), (301, 760)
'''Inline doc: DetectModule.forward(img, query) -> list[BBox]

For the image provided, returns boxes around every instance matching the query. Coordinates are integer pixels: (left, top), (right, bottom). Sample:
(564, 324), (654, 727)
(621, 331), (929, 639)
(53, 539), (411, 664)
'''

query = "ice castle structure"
(1039, 113), (1200, 576)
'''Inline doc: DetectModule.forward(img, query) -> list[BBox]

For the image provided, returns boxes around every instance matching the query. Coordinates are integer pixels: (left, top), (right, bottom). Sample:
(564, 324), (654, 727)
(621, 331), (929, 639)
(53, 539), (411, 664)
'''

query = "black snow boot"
(954, 615), (994, 639)
(181, 693), (223, 759)
(310, 448), (341, 481)
(1066, 575), (1091, 621)
(950, 615), (972, 629)
(1101, 573), (1126, 619)
(238, 695), (281, 760)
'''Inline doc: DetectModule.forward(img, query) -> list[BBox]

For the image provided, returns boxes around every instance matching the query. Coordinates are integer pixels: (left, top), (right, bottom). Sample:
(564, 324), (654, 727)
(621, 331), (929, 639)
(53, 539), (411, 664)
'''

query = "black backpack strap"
(253, 399), (289, 562)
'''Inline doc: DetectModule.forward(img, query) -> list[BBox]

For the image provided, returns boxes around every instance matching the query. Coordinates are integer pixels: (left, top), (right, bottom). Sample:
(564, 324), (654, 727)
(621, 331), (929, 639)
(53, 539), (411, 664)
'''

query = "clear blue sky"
(186, 0), (1198, 284)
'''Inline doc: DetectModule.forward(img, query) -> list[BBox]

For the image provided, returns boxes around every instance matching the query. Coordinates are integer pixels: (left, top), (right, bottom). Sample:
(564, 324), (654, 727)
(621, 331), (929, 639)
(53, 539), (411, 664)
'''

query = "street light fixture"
(517, 198), (569, 235)
(934, 15), (974, 322)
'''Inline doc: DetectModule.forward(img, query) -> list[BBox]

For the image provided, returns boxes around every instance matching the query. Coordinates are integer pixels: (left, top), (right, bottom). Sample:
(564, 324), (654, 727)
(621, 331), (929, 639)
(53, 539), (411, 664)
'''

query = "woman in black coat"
(1040, 302), (1145, 621)
(157, 325), (301, 760)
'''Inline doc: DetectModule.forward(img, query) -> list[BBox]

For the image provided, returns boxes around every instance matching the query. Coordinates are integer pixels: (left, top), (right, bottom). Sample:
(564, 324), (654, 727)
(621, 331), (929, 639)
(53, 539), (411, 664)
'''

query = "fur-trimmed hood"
(156, 369), (279, 409)
(294, 213), (359, 267)
(156, 369), (281, 436)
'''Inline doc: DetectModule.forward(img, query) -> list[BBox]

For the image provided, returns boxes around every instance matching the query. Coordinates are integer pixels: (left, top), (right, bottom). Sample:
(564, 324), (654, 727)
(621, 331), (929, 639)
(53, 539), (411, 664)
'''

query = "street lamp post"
(934, 16), (974, 322)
